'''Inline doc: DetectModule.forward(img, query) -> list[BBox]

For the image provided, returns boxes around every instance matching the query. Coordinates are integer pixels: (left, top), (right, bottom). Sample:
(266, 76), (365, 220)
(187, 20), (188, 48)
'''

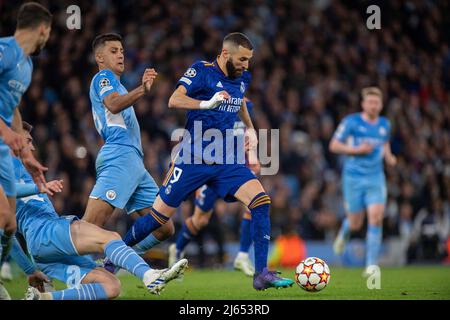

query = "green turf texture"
(4, 266), (450, 300)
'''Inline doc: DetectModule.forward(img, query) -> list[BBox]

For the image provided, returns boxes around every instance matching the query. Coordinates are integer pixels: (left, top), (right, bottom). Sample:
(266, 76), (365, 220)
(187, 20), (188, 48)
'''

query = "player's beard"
(226, 59), (243, 79)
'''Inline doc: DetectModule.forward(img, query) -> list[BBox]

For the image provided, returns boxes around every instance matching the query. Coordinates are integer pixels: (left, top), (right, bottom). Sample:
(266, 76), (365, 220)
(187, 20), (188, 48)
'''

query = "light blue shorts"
(342, 173), (387, 213)
(26, 215), (97, 288)
(90, 145), (158, 213)
(0, 143), (16, 197)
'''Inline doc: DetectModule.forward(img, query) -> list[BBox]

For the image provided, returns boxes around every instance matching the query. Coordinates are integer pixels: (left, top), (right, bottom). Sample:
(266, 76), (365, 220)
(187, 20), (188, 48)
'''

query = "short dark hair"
(16, 2), (52, 30)
(92, 33), (123, 52)
(223, 32), (253, 50)
(22, 121), (33, 133)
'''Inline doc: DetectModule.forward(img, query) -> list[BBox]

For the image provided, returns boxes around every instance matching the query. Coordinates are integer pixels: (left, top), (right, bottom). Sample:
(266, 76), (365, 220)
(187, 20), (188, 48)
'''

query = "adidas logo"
(216, 81), (223, 88)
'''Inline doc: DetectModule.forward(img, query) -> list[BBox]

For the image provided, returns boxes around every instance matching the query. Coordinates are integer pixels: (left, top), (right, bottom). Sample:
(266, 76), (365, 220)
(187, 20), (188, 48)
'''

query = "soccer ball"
(295, 257), (331, 292)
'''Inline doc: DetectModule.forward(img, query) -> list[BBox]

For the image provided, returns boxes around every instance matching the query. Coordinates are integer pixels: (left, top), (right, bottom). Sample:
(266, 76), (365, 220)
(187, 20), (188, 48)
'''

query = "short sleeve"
(176, 62), (204, 96)
(93, 69), (120, 101)
(0, 44), (16, 74)
(333, 116), (353, 143)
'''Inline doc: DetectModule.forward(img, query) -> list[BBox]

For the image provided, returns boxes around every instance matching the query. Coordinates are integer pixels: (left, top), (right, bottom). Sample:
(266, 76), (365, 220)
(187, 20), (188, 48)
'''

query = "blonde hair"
(361, 86), (383, 100)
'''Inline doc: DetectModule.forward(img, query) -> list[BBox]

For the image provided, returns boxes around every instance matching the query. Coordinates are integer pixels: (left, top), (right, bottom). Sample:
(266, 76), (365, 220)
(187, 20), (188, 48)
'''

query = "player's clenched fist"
(199, 91), (230, 109)
(142, 68), (158, 92)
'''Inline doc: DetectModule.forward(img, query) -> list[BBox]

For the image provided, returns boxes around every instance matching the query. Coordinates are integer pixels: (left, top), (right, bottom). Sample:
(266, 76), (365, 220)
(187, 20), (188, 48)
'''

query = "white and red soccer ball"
(295, 257), (331, 292)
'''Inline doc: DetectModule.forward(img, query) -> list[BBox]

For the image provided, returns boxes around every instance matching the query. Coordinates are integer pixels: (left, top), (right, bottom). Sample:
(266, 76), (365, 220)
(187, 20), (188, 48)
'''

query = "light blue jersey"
(89, 69), (143, 156)
(333, 112), (391, 213)
(13, 157), (59, 238)
(0, 36), (33, 196)
(0, 36), (33, 128)
(333, 113), (390, 177)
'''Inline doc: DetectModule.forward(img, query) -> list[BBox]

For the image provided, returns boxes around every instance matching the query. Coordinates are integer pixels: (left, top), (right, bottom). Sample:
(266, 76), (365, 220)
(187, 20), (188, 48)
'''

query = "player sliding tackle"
(330, 87), (396, 275)
(8, 122), (187, 300)
(121, 32), (293, 290)
(82, 33), (180, 273)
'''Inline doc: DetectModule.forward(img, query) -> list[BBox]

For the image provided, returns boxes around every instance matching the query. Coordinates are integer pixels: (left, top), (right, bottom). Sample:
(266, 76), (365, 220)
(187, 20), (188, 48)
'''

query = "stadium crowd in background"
(1, 0), (449, 265)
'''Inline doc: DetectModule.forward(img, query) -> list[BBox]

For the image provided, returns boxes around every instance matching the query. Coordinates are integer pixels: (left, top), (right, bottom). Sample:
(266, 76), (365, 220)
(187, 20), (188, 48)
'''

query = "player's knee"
(102, 276), (121, 299)
(108, 231), (122, 241)
(248, 193), (271, 214)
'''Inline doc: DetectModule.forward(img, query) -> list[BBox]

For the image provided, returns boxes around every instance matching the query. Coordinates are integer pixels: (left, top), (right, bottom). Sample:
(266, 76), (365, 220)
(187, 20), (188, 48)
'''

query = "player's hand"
(28, 271), (51, 293)
(40, 179), (64, 196)
(385, 153), (397, 166)
(2, 126), (24, 156)
(20, 147), (48, 189)
(142, 68), (158, 93)
(244, 128), (258, 151)
(199, 91), (230, 109)
(354, 143), (373, 155)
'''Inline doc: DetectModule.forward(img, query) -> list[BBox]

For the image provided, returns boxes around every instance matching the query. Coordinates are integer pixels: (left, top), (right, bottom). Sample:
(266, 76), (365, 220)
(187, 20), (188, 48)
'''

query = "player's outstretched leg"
(233, 210), (254, 276)
(333, 218), (350, 255)
(71, 220), (188, 295)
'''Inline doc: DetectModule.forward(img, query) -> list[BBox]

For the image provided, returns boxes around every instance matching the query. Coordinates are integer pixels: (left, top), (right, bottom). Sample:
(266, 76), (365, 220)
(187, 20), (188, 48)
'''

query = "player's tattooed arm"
(103, 68), (157, 114)
(168, 85), (230, 110)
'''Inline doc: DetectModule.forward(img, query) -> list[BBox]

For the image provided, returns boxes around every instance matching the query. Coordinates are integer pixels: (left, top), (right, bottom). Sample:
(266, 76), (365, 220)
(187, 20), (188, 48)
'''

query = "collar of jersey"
(212, 58), (228, 77)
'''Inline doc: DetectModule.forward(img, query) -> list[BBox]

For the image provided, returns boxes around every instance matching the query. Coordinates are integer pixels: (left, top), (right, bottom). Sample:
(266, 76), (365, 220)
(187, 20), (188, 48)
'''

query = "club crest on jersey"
(99, 78), (110, 88)
(379, 127), (386, 136)
(240, 82), (245, 93)
(184, 68), (197, 78)
(106, 190), (116, 200)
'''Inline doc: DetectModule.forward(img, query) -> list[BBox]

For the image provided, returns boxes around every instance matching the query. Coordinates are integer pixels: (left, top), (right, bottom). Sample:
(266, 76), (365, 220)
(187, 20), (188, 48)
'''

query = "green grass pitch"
(4, 266), (450, 300)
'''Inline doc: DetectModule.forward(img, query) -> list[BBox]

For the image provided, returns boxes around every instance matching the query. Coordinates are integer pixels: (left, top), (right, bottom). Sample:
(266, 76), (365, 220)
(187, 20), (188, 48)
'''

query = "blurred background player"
(12, 122), (188, 299)
(168, 98), (259, 277)
(120, 32), (294, 291)
(0, 2), (51, 299)
(329, 87), (397, 274)
(83, 33), (176, 268)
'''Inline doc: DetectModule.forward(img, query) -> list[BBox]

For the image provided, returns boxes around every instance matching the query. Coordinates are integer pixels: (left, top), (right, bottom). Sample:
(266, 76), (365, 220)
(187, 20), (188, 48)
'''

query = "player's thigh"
(82, 267), (121, 299)
(234, 179), (266, 207)
(157, 162), (212, 214)
(70, 220), (121, 254)
(364, 175), (387, 225)
(0, 148), (16, 200)
(342, 174), (365, 215)
(0, 187), (11, 227)
(83, 198), (115, 226)
(124, 171), (158, 214)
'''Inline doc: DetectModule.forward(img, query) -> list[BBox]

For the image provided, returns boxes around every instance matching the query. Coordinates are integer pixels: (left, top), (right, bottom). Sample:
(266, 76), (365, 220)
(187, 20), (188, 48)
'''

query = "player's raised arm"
(102, 68), (157, 114)
(168, 85), (230, 110)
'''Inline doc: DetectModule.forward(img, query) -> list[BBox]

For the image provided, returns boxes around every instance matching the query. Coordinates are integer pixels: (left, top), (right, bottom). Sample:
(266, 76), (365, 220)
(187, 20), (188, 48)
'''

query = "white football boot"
(233, 252), (255, 277)
(144, 258), (188, 295)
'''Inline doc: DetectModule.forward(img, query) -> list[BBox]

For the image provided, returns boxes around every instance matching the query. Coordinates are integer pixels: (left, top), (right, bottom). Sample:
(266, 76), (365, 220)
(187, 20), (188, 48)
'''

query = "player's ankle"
(236, 252), (249, 260)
